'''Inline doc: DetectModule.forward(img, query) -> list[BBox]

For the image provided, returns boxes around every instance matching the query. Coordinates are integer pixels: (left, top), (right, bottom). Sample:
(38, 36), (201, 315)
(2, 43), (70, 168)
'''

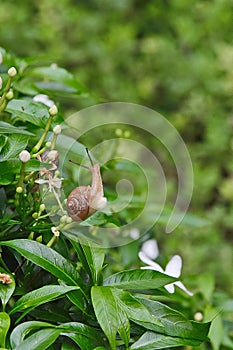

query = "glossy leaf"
(91, 286), (118, 350)
(79, 238), (105, 284)
(131, 331), (202, 349)
(58, 322), (102, 341)
(0, 121), (34, 135)
(112, 289), (163, 329)
(0, 271), (15, 309)
(1, 239), (82, 287)
(10, 321), (53, 348)
(6, 99), (50, 127)
(9, 285), (79, 316)
(117, 306), (130, 348)
(29, 66), (88, 96)
(14, 328), (61, 350)
(138, 297), (210, 340)
(63, 333), (97, 350)
(103, 269), (176, 290)
(0, 312), (10, 348)
(0, 134), (29, 161)
(0, 159), (20, 185)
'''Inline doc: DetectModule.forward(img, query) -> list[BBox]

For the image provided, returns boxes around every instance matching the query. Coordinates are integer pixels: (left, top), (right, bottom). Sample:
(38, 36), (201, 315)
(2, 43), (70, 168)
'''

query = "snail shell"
(67, 163), (107, 221)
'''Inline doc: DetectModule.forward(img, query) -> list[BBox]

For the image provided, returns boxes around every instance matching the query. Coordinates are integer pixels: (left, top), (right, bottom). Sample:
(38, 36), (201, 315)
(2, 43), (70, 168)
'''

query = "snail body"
(67, 161), (107, 221)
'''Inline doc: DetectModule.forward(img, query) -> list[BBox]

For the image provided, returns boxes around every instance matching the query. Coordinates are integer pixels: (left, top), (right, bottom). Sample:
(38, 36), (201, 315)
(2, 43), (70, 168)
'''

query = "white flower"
(19, 150), (31, 163)
(138, 251), (193, 296)
(35, 175), (63, 192)
(8, 67), (17, 77)
(141, 239), (159, 260)
(33, 94), (55, 107)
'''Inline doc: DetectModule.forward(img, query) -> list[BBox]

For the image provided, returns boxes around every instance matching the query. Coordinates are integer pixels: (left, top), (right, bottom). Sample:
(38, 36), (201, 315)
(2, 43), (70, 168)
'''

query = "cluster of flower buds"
(0, 52), (17, 112)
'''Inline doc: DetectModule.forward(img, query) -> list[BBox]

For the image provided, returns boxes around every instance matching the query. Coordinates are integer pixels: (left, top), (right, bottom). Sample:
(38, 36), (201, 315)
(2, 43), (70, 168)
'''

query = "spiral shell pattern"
(66, 185), (91, 221)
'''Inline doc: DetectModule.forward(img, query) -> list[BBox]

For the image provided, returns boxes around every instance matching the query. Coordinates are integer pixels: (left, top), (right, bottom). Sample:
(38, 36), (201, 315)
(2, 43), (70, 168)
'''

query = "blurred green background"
(0, 0), (232, 293)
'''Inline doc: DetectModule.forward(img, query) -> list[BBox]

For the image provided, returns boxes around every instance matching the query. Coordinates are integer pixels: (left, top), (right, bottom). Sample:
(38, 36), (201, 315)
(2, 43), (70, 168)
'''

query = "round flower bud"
(46, 141), (52, 149)
(194, 312), (203, 322)
(6, 90), (14, 100)
(32, 212), (38, 219)
(0, 52), (3, 64)
(115, 128), (123, 137)
(8, 67), (17, 78)
(16, 186), (23, 194)
(39, 204), (45, 212)
(0, 77), (2, 90)
(49, 105), (58, 116)
(53, 124), (61, 135)
(19, 150), (31, 163)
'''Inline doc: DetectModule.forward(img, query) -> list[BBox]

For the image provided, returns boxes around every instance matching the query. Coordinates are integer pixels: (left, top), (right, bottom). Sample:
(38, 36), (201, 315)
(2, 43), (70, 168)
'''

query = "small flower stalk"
(0, 64), (17, 112)
(17, 150), (31, 192)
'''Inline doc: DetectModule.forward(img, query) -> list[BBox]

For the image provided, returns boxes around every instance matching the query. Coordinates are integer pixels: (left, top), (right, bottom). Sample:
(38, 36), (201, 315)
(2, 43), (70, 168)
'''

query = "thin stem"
(33, 115), (53, 152)
(0, 76), (12, 107)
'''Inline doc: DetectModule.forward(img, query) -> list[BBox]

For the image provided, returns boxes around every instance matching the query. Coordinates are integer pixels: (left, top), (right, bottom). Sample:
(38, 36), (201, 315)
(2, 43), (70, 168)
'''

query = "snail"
(66, 149), (107, 221)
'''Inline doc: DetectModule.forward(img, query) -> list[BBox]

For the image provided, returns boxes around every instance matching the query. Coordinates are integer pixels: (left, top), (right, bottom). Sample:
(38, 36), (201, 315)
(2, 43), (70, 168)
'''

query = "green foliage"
(0, 4), (232, 345)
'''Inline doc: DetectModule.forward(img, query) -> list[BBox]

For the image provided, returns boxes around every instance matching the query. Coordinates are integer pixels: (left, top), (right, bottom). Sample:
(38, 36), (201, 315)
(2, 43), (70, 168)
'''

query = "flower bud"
(49, 105), (58, 116)
(32, 212), (38, 219)
(53, 124), (61, 135)
(19, 150), (31, 163)
(194, 312), (203, 322)
(36, 235), (43, 243)
(46, 141), (51, 149)
(51, 226), (60, 237)
(115, 128), (123, 137)
(39, 203), (45, 212)
(0, 77), (2, 90)
(0, 52), (3, 64)
(16, 186), (23, 193)
(8, 67), (17, 78)
(6, 90), (14, 100)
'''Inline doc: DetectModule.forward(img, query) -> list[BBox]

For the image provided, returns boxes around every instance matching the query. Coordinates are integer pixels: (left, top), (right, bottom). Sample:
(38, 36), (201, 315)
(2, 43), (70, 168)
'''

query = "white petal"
(165, 283), (175, 293)
(138, 251), (164, 273)
(35, 179), (49, 185)
(165, 255), (182, 278)
(174, 281), (193, 296)
(141, 239), (159, 260)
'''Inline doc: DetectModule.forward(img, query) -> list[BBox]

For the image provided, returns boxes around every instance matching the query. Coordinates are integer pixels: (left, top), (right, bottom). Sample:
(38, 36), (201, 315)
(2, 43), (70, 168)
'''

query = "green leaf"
(103, 269), (176, 290)
(91, 286), (118, 350)
(58, 322), (101, 341)
(0, 134), (29, 160)
(1, 240), (82, 288)
(0, 159), (20, 184)
(63, 333), (97, 350)
(131, 331), (202, 349)
(14, 328), (61, 350)
(205, 305), (223, 350)
(0, 121), (34, 135)
(66, 289), (87, 314)
(6, 99), (50, 127)
(0, 271), (15, 309)
(112, 289), (163, 329)
(9, 285), (79, 317)
(10, 321), (53, 348)
(77, 237), (105, 285)
(29, 66), (89, 96)
(117, 307), (130, 348)
(0, 312), (10, 348)
(135, 297), (210, 340)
